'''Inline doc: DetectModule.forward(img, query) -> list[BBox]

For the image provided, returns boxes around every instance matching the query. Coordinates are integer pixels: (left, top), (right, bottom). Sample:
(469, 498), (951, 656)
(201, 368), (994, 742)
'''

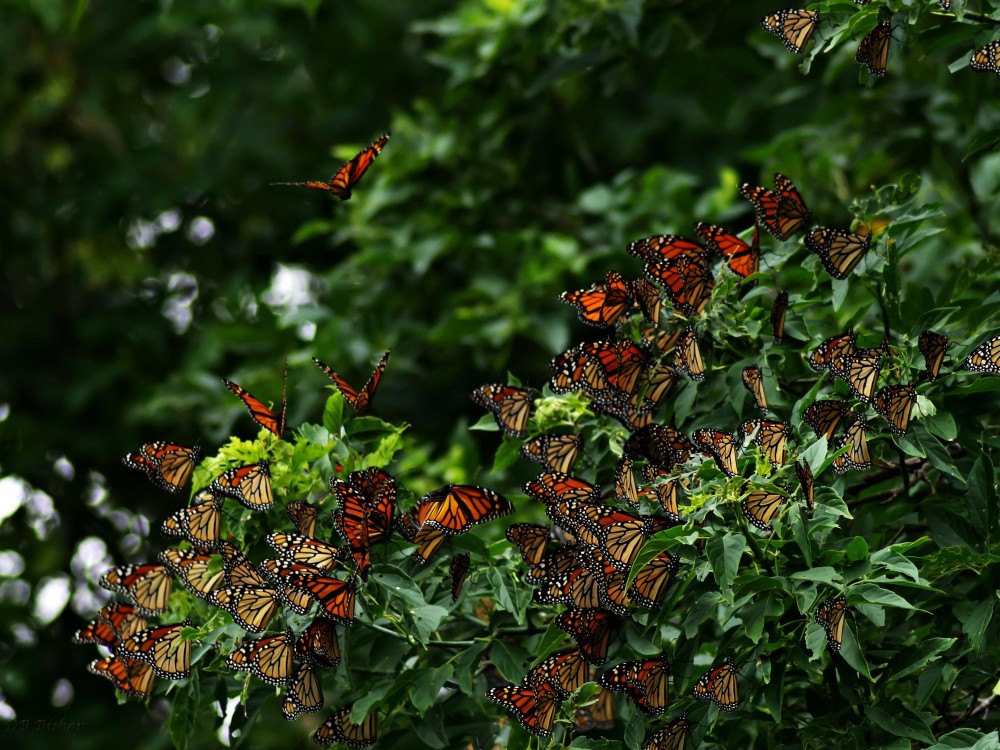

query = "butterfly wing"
(918, 330), (949, 380)
(856, 20), (891, 78)
(963, 334), (1000, 375)
(771, 291), (789, 343)
(327, 132), (390, 200)
(805, 228), (872, 280)
(695, 222), (760, 279)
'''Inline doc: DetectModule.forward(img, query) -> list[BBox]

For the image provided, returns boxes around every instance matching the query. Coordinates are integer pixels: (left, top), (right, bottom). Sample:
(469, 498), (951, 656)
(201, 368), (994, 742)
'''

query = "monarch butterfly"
(284, 572), (356, 626)
(833, 415), (871, 474)
(830, 351), (882, 403)
(115, 619), (192, 680)
(856, 20), (891, 78)
(581, 549), (633, 616)
(738, 419), (790, 466)
(771, 291), (789, 343)
(579, 506), (654, 571)
(873, 383), (917, 435)
(691, 656), (739, 711)
(575, 686), (616, 732)
(524, 649), (588, 698)
(550, 344), (605, 394)
(694, 222), (761, 279)
(210, 586), (280, 633)
(404, 507), (450, 564)
(641, 362), (679, 407)
(962, 334), (1000, 375)
(555, 608), (614, 665)
(419, 484), (513, 535)
(739, 173), (811, 241)
(642, 323), (683, 354)
(266, 532), (348, 572)
(805, 227), (873, 280)
(809, 329), (857, 372)
(88, 656), (156, 699)
(505, 523), (552, 570)
(802, 399), (850, 440)
(223, 361), (287, 437)
(273, 132), (390, 200)
(692, 428), (738, 478)
(644, 256), (715, 317)
(582, 341), (651, 396)
(161, 490), (222, 548)
(295, 618), (342, 669)
(970, 40), (1000, 76)
(625, 424), (695, 468)
(283, 661), (324, 720)
(449, 552), (471, 602)
(258, 557), (321, 614)
(761, 9), (820, 54)
(226, 630), (294, 686)
(741, 487), (786, 531)
(815, 595), (848, 652)
(216, 541), (270, 588)
(591, 392), (656, 431)
(560, 270), (635, 328)
(487, 682), (559, 738)
(651, 480), (681, 522)
(673, 326), (705, 381)
(122, 441), (202, 493)
(313, 348), (390, 415)
(100, 563), (172, 615)
(741, 365), (768, 416)
(158, 548), (224, 600)
(614, 457), (640, 509)
(628, 234), (710, 264)
(210, 459), (273, 511)
(531, 545), (583, 584)
(918, 330), (949, 381)
(795, 460), (815, 512)
(330, 479), (374, 580)
(533, 560), (604, 611)
(520, 434), (582, 474)
(314, 703), (379, 747)
(74, 603), (148, 647)
(470, 384), (533, 438)
(600, 655), (671, 715)
(643, 714), (690, 750)
(286, 501), (318, 538)
(628, 551), (680, 608)
(632, 278), (664, 327)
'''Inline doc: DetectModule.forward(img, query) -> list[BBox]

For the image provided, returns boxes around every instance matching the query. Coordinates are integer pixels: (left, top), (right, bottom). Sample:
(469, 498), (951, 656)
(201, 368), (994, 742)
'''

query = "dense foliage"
(3, 0), (1000, 748)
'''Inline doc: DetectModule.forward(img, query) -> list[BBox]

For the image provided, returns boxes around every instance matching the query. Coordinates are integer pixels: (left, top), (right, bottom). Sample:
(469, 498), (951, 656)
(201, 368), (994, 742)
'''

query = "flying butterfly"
(738, 419), (790, 466)
(266, 532), (348, 572)
(856, 20), (891, 79)
(560, 270), (635, 328)
(761, 9), (820, 54)
(971, 40), (1000, 76)
(115, 619), (192, 680)
(804, 227), (873, 280)
(313, 348), (390, 415)
(739, 173), (811, 241)
(520, 434), (581, 474)
(210, 459), (273, 511)
(809, 329), (857, 372)
(795, 460), (815, 512)
(691, 656), (739, 712)
(673, 326), (705, 381)
(272, 132), (389, 200)
(161, 490), (222, 548)
(223, 361), (287, 437)
(470, 384), (533, 438)
(487, 682), (559, 738)
(833, 415), (871, 474)
(692, 428), (738, 478)
(555, 608), (614, 666)
(918, 330), (949, 381)
(226, 630), (294, 686)
(962, 334), (1000, 375)
(803, 399), (850, 441)
(581, 340), (651, 396)
(99, 563), (172, 615)
(741, 487), (786, 531)
(741, 365), (768, 416)
(815, 595), (848, 652)
(330, 479), (375, 580)
(694, 222), (760, 280)
(282, 662), (324, 721)
(628, 234), (710, 264)
(771, 291), (789, 343)
(314, 703), (378, 747)
(418, 484), (513, 535)
(873, 383), (917, 435)
(643, 714), (690, 750)
(122, 441), (202, 493)
(73, 603), (147, 648)
(449, 553), (471, 602)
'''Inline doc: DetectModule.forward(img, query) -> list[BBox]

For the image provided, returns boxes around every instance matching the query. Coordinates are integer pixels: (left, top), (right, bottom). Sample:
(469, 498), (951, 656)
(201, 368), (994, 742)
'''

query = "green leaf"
(957, 599), (994, 653)
(789, 567), (842, 583)
(169, 668), (197, 750)
(852, 583), (918, 610)
(967, 452), (998, 537)
(353, 684), (391, 719)
(706, 531), (745, 590)
(455, 642), (489, 696)
(412, 605), (450, 644)
(491, 438), (523, 473)
(887, 638), (957, 683)
(846, 536), (869, 562)
(410, 664), (454, 713)
(322, 392), (345, 434)
(865, 703), (936, 744)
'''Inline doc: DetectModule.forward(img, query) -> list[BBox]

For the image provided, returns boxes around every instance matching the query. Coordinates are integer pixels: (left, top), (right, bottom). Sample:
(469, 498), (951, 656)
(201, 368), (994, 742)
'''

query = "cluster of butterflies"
(75, 351), (517, 748)
(761, 3), (998, 80)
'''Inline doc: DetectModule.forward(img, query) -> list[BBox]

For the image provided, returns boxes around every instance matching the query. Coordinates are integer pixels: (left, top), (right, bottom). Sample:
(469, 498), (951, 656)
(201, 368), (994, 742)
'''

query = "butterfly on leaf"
(691, 656), (739, 711)
(100, 563), (172, 616)
(673, 326), (705, 381)
(314, 703), (378, 747)
(122, 441), (202, 493)
(739, 173), (811, 241)
(830, 351), (882, 403)
(487, 681), (559, 737)
(295, 618), (342, 669)
(761, 9), (820, 54)
(856, 20), (891, 79)
(223, 360), (288, 437)
(286, 501), (319, 538)
(628, 234), (710, 264)
(833, 415), (871, 474)
(313, 349), (390, 415)
(628, 551), (680, 609)
(644, 256), (715, 317)
(449, 553), (471, 602)
(692, 428), (738, 478)
(160, 490), (222, 549)
(591, 392), (656, 431)
(873, 383), (917, 435)
(962, 334), (1000, 375)
(285, 572), (357, 626)
(505, 523), (553, 570)
(555, 608), (615, 665)
(771, 291), (789, 343)
(210, 586), (280, 633)
(643, 714), (690, 750)
(741, 365), (768, 416)
(158, 548), (224, 601)
(971, 40), (1000, 76)
(918, 330), (949, 381)
(115, 619), (193, 680)
(625, 424), (695, 468)
(524, 649), (588, 699)
(283, 661), (324, 720)
(73, 603), (148, 648)
(560, 270), (635, 328)
(226, 630), (294, 686)
(88, 656), (155, 699)
(694, 222), (760, 279)
(804, 227), (873, 280)
(738, 419), (790, 466)
(803, 399), (850, 441)
(795, 460), (815, 512)
(809, 329), (857, 372)
(599, 655), (671, 715)
(741, 487), (786, 531)
(210, 459), (273, 511)
(520, 434), (582, 474)
(815, 595), (848, 651)
(470, 384), (533, 438)
(575, 686), (616, 732)
(272, 132), (389, 200)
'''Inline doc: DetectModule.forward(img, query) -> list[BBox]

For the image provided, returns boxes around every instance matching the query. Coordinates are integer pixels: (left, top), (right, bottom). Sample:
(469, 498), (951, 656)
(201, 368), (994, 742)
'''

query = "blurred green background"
(2, 0), (999, 747)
